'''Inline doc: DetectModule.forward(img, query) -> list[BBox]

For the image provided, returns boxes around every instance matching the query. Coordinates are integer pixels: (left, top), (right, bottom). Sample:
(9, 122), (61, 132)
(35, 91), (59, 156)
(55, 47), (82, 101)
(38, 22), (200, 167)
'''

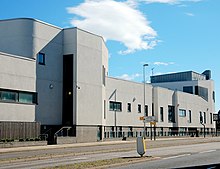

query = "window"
(183, 86), (193, 94)
(144, 105), (148, 116)
(1, 91), (18, 102)
(168, 105), (175, 123)
(160, 107), (164, 122)
(210, 113), (212, 124)
(0, 89), (37, 104)
(200, 111), (203, 123)
(204, 112), (206, 124)
(102, 65), (106, 86)
(213, 91), (215, 102)
(38, 53), (45, 65)
(152, 103), (154, 116)
(109, 101), (122, 111)
(127, 103), (131, 112)
(195, 86), (208, 101)
(179, 109), (186, 117)
(188, 110), (192, 123)
(104, 100), (106, 119)
(138, 104), (141, 113)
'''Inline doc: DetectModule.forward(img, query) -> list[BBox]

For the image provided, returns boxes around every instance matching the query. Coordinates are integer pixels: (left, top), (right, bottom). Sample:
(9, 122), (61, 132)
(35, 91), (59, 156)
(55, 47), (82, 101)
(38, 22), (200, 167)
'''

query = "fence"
(0, 121), (40, 141)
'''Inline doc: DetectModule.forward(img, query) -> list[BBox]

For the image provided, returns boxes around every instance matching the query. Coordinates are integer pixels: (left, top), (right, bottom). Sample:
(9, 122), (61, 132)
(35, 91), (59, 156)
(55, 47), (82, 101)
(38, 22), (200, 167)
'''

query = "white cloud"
(185, 12), (195, 16)
(153, 62), (175, 66)
(141, 0), (178, 4)
(67, 0), (157, 54)
(116, 73), (141, 81)
(141, 0), (202, 4)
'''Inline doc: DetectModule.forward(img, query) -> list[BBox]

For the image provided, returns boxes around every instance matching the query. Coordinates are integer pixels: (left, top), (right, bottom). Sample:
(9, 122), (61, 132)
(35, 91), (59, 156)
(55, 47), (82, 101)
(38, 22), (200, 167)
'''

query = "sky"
(0, 0), (219, 111)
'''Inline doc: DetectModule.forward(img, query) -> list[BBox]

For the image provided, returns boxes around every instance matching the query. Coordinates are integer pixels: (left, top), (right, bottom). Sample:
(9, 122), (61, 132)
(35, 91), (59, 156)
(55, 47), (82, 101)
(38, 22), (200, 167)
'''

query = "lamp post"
(143, 63), (148, 138)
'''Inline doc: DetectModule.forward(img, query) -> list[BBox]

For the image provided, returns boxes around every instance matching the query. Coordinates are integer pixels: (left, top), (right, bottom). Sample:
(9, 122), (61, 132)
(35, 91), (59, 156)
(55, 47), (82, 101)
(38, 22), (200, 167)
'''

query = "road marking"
(199, 150), (216, 154)
(163, 154), (191, 160)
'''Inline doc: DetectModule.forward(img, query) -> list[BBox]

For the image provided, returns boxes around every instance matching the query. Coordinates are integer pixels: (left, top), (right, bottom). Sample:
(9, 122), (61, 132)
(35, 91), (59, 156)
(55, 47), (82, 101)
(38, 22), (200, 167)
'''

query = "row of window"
(178, 109), (213, 124)
(109, 102), (213, 124)
(109, 101), (149, 116)
(0, 89), (37, 104)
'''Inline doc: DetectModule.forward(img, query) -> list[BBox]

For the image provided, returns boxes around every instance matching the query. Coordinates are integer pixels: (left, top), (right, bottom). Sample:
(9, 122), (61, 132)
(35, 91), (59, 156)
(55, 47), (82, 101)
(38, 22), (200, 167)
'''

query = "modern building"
(0, 18), (215, 143)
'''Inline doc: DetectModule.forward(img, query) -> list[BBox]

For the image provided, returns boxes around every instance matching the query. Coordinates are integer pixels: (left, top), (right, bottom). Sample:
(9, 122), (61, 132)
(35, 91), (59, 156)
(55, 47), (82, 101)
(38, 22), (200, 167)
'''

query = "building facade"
(0, 18), (215, 143)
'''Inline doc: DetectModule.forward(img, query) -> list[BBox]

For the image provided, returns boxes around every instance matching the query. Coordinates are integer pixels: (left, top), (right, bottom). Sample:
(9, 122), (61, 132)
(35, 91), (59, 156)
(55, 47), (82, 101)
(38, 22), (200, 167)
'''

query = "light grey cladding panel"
(0, 19), (34, 58)
(0, 53), (36, 91)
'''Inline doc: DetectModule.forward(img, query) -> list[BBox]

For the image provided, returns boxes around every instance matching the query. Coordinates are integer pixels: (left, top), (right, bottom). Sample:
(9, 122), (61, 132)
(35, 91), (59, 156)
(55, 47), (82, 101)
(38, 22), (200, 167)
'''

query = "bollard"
(137, 136), (146, 157)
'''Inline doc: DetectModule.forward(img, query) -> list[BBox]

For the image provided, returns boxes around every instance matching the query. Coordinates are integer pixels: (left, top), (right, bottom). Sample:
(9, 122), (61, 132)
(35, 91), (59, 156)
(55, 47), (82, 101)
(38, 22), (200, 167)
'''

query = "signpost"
(140, 116), (156, 140)
(213, 112), (220, 136)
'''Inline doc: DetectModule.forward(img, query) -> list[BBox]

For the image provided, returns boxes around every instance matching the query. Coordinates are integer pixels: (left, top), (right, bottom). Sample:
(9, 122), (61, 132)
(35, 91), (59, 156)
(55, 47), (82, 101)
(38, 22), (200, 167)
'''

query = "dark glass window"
(204, 112), (206, 124)
(38, 53), (45, 65)
(183, 86), (193, 94)
(210, 113), (212, 124)
(127, 103), (131, 112)
(160, 107), (164, 122)
(152, 103), (154, 116)
(168, 105), (175, 123)
(195, 86), (208, 101)
(0, 89), (37, 104)
(1, 91), (18, 102)
(213, 91), (215, 102)
(188, 110), (192, 123)
(109, 101), (122, 111)
(145, 105), (148, 116)
(138, 104), (141, 113)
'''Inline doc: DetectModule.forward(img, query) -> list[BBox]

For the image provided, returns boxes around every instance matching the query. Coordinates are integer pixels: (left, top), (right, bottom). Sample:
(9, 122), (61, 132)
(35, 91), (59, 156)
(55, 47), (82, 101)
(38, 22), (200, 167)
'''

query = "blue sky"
(0, 0), (219, 111)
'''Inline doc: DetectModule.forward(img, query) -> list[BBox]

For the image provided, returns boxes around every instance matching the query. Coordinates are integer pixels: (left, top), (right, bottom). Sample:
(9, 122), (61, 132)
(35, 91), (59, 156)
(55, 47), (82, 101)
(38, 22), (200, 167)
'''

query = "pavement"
(1, 136), (219, 154)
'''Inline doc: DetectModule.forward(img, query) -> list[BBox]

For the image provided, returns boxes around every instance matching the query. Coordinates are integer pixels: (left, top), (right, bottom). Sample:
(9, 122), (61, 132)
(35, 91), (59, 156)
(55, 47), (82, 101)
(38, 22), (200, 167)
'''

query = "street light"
(143, 63), (148, 138)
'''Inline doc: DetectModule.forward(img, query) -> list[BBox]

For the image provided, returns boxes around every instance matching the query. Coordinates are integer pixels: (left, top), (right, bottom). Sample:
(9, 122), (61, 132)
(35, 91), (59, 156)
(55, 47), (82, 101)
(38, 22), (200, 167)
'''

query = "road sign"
(139, 116), (144, 120)
(150, 121), (156, 125)
(213, 114), (218, 121)
(139, 116), (156, 123)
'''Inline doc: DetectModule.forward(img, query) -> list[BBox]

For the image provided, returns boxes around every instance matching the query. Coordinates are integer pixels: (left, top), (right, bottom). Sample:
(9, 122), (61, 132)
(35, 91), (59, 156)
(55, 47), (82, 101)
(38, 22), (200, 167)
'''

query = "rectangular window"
(1, 91), (18, 102)
(104, 100), (106, 119)
(168, 105), (175, 123)
(179, 109), (186, 117)
(127, 103), (131, 112)
(188, 110), (192, 123)
(144, 105), (148, 116)
(152, 103), (154, 116)
(138, 104), (141, 113)
(200, 111), (203, 123)
(183, 86), (193, 94)
(0, 89), (37, 104)
(160, 107), (164, 122)
(102, 65), (106, 86)
(210, 113), (212, 124)
(204, 112), (206, 124)
(213, 91), (215, 102)
(19, 92), (34, 104)
(38, 53), (45, 65)
(109, 101), (122, 111)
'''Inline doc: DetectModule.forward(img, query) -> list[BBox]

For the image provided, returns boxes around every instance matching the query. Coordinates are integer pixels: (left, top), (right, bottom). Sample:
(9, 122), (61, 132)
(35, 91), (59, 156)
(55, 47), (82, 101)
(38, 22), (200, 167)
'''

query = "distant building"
(0, 18), (215, 143)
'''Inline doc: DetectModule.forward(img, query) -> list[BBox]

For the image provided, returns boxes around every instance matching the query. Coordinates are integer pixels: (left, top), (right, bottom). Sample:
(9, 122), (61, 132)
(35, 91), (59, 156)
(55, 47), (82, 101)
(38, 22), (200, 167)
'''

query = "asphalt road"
(111, 142), (220, 169)
(0, 137), (220, 169)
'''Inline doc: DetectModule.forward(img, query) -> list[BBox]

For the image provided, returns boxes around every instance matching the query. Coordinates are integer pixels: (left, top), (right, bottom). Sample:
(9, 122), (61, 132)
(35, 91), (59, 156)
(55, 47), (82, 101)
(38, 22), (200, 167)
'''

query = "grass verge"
(45, 156), (153, 169)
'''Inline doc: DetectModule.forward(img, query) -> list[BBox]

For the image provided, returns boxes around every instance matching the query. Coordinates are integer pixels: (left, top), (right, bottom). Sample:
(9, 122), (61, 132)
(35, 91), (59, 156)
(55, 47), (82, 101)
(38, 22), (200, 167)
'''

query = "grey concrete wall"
(0, 18), (34, 58)
(0, 52), (36, 122)
(106, 77), (153, 127)
(33, 20), (63, 125)
(76, 29), (106, 126)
